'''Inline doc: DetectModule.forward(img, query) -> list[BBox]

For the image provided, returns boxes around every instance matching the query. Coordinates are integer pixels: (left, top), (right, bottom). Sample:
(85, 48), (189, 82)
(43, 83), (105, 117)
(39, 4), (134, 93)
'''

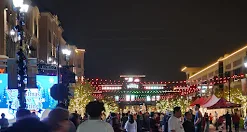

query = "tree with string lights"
(156, 96), (190, 114)
(215, 86), (247, 113)
(68, 82), (94, 116)
(102, 96), (119, 117)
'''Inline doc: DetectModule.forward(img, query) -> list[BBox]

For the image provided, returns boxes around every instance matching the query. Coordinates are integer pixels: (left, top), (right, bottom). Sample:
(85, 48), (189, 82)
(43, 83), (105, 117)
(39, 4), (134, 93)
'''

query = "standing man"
(194, 104), (202, 132)
(76, 101), (114, 132)
(189, 109), (195, 122)
(183, 112), (195, 132)
(225, 111), (232, 132)
(150, 112), (159, 132)
(0, 113), (9, 130)
(168, 107), (184, 132)
(232, 112), (240, 132)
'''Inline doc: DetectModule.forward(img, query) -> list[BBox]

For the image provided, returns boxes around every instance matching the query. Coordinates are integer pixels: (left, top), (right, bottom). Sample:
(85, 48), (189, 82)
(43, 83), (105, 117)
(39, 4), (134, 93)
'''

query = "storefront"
(91, 75), (181, 113)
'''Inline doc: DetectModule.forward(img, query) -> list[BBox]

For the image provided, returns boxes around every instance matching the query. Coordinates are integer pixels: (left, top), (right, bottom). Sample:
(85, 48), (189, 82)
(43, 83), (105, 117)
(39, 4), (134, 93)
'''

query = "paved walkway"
(209, 124), (246, 132)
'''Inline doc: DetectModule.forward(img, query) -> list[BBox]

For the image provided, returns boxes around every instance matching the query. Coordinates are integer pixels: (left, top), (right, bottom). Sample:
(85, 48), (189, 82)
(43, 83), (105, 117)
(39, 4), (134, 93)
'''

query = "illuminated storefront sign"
(127, 83), (139, 89)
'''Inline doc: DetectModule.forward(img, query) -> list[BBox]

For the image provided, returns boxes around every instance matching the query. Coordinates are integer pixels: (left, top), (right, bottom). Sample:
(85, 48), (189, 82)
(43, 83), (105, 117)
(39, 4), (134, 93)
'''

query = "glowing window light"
(102, 87), (122, 90)
(202, 89), (206, 93)
(127, 83), (139, 89)
(146, 96), (151, 101)
(126, 95), (130, 101)
(128, 78), (133, 82)
(145, 86), (163, 89)
(156, 96), (160, 101)
(134, 78), (140, 82)
(151, 96), (156, 101)
(131, 95), (135, 101)
(115, 96), (119, 101)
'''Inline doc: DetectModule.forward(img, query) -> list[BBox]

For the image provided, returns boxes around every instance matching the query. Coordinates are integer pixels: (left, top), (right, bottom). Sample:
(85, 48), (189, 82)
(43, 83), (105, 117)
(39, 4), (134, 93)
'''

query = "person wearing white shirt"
(124, 114), (137, 132)
(244, 114), (247, 130)
(77, 101), (114, 132)
(168, 107), (185, 132)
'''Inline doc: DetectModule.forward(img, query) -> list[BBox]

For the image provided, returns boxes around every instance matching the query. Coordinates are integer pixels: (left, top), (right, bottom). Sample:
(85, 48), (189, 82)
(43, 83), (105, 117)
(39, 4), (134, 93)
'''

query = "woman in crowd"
(125, 115), (137, 132)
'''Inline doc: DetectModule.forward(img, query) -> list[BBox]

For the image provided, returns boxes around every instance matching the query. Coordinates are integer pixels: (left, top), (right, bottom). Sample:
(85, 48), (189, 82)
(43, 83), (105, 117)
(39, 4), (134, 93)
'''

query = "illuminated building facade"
(91, 75), (181, 111)
(0, 2), (85, 77)
(181, 44), (247, 96)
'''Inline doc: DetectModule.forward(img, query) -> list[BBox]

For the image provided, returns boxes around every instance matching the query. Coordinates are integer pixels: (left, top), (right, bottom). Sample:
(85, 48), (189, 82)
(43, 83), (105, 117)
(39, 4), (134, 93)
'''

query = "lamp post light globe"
(10, 29), (15, 36)
(20, 4), (29, 13)
(12, 0), (24, 8)
(48, 57), (52, 62)
(245, 62), (247, 68)
(62, 49), (71, 56)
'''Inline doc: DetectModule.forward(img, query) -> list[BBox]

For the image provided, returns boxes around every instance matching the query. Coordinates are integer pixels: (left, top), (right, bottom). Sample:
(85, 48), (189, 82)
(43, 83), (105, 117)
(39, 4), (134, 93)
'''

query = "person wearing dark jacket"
(121, 113), (128, 129)
(225, 111), (232, 132)
(183, 112), (195, 132)
(136, 115), (142, 132)
(162, 113), (171, 132)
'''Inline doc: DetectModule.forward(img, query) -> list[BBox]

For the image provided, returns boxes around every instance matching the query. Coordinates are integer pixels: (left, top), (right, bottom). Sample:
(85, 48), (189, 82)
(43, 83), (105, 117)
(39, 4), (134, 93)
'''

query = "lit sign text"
(127, 83), (139, 89)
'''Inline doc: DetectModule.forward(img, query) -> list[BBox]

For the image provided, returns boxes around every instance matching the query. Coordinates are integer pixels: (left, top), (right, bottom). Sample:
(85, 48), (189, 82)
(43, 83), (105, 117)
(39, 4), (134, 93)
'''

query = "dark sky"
(32, 0), (247, 81)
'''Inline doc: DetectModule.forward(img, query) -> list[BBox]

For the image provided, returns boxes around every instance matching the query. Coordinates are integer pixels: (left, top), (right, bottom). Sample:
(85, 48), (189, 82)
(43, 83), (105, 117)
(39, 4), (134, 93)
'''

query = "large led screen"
(0, 74), (58, 110)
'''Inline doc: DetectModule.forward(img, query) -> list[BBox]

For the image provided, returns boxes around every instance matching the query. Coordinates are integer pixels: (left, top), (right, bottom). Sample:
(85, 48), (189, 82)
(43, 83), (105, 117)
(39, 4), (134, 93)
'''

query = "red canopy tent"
(202, 95), (220, 108)
(190, 97), (210, 106)
(207, 98), (241, 109)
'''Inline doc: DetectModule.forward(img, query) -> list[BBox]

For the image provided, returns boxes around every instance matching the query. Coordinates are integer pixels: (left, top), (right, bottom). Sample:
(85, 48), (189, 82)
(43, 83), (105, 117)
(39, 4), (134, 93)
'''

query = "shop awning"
(190, 97), (210, 106)
(202, 95), (220, 108)
(207, 98), (241, 109)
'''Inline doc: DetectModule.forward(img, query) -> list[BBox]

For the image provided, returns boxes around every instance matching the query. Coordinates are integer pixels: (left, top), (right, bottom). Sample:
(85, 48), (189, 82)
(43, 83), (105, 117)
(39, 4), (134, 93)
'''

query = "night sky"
(32, 0), (247, 81)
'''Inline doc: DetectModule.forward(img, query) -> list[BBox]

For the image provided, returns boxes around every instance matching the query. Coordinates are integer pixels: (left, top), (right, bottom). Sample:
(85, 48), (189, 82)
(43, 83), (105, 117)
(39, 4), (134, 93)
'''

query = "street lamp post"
(62, 48), (71, 65)
(61, 47), (71, 107)
(12, 0), (29, 109)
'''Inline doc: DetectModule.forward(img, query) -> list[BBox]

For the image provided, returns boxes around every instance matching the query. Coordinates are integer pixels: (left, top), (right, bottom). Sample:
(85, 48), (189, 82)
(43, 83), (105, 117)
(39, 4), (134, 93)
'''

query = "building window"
(208, 72), (214, 78)
(126, 95), (130, 101)
(215, 70), (218, 75)
(34, 20), (38, 38)
(225, 71), (231, 77)
(77, 59), (81, 68)
(146, 96), (151, 101)
(233, 68), (241, 75)
(115, 96), (119, 101)
(233, 58), (242, 67)
(202, 75), (207, 80)
(225, 63), (231, 70)
(186, 74), (190, 79)
(48, 30), (51, 43)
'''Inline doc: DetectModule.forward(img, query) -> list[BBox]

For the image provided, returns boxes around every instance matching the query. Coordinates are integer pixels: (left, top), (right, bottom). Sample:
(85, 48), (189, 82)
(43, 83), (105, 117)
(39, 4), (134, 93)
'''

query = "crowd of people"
(0, 101), (245, 132)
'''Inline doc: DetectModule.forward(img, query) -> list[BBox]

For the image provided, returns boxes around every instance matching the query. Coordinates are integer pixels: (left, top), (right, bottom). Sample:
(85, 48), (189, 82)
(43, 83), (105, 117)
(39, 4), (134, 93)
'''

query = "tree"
(102, 96), (119, 117)
(156, 96), (190, 114)
(68, 82), (95, 116)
